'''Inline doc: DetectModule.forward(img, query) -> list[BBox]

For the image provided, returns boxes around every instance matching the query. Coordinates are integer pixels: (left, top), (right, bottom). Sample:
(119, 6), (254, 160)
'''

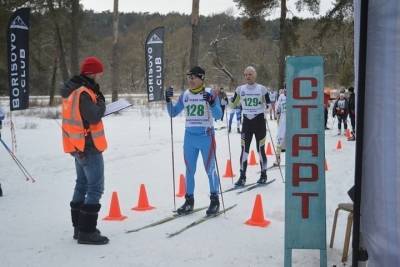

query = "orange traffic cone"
(325, 159), (329, 171)
(336, 140), (342, 150)
(132, 184), (155, 211)
(248, 150), (258, 165)
(266, 143), (273, 156)
(245, 194), (270, 228)
(345, 129), (351, 138)
(223, 159), (236, 178)
(103, 191), (127, 221)
(176, 174), (186, 197)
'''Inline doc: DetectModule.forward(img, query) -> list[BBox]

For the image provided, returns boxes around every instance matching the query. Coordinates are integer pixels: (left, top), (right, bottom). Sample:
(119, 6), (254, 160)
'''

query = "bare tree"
(209, 25), (237, 89)
(278, 0), (287, 88)
(70, 0), (80, 75)
(49, 54), (58, 106)
(111, 0), (120, 101)
(189, 0), (200, 68)
(47, 0), (69, 81)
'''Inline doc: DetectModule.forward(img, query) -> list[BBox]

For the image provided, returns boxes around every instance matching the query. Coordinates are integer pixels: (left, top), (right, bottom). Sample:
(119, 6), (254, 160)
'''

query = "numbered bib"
(237, 84), (267, 115)
(183, 89), (213, 127)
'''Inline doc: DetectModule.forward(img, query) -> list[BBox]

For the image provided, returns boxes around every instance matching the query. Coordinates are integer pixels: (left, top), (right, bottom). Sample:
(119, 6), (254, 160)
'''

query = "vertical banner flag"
(284, 56), (326, 267)
(7, 8), (30, 111)
(145, 27), (165, 102)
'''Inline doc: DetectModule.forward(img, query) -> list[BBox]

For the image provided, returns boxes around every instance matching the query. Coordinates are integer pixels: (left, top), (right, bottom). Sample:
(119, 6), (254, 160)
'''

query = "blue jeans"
(71, 152), (104, 205)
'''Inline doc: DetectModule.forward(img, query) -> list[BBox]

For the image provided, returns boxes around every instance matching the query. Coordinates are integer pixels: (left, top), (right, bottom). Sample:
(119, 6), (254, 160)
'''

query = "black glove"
(165, 86), (173, 103)
(96, 91), (105, 103)
(203, 91), (215, 106)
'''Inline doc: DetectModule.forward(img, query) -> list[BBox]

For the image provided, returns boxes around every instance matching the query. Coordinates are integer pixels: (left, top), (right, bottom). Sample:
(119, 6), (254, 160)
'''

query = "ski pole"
(265, 118), (285, 183)
(0, 138), (35, 182)
(205, 94), (226, 214)
(225, 108), (233, 184)
(168, 103), (177, 211)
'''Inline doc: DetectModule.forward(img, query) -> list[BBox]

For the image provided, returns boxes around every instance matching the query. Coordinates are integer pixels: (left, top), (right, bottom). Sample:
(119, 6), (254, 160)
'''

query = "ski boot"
(256, 170), (267, 184)
(206, 193), (220, 216)
(228, 126), (231, 133)
(234, 171), (246, 187)
(177, 194), (194, 215)
(237, 127), (241, 133)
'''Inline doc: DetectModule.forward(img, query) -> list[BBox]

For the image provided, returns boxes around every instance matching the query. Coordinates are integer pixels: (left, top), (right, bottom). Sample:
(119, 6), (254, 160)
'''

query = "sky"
(80, 0), (334, 18)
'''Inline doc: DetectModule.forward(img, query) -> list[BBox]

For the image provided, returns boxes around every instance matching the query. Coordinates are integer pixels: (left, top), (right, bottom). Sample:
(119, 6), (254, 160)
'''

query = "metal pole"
(353, 0), (369, 265)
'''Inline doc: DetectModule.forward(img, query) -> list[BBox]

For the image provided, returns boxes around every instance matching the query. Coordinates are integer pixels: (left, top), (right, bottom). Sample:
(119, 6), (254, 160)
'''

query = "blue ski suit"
(167, 87), (222, 195)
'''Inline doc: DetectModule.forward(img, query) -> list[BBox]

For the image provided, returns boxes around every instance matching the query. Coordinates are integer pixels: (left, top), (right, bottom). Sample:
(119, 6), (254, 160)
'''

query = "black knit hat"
(187, 66), (205, 80)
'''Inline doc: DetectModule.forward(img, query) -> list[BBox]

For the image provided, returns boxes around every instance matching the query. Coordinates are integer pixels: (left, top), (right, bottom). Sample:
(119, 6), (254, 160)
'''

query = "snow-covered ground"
(0, 101), (355, 267)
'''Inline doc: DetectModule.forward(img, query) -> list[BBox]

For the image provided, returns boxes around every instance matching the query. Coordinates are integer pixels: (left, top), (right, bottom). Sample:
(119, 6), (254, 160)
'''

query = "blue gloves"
(203, 91), (215, 106)
(165, 86), (173, 103)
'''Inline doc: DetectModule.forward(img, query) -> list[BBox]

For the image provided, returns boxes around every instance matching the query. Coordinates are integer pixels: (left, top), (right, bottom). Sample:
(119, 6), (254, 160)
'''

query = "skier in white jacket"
(274, 89), (286, 166)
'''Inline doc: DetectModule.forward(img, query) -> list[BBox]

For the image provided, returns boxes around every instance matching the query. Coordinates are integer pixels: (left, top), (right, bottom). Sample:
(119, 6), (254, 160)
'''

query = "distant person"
(347, 87), (356, 141)
(228, 97), (242, 133)
(218, 87), (228, 121)
(268, 89), (278, 120)
(273, 89), (286, 166)
(333, 93), (349, 135)
(324, 89), (331, 130)
(61, 56), (109, 245)
(165, 66), (222, 216)
(0, 106), (4, 197)
(230, 66), (271, 186)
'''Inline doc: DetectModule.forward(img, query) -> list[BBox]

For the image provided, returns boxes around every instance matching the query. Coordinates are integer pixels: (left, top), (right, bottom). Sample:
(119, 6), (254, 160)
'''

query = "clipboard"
(104, 99), (133, 117)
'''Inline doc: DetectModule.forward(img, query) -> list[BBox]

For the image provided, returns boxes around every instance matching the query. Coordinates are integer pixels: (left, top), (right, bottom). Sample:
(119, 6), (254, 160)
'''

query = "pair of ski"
(223, 178), (276, 194)
(125, 204), (237, 238)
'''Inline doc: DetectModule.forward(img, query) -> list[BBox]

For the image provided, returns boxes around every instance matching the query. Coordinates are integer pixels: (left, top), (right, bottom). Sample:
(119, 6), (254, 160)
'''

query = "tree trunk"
(49, 55), (58, 106)
(278, 0), (287, 89)
(181, 51), (188, 90)
(48, 0), (69, 81)
(111, 0), (120, 102)
(70, 0), (80, 76)
(189, 0), (200, 68)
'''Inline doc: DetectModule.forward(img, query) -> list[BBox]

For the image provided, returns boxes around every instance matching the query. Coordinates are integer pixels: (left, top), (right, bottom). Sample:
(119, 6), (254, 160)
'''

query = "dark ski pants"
(337, 114), (348, 131)
(221, 105), (226, 121)
(324, 108), (328, 128)
(349, 112), (356, 134)
(240, 114), (267, 174)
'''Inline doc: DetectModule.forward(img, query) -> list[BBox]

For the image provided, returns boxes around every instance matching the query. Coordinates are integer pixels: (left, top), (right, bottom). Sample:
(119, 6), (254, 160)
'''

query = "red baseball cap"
(80, 56), (104, 75)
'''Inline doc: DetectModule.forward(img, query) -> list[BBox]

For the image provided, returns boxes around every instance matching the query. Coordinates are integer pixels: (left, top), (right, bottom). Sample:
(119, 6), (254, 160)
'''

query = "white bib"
(236, 83), (267, 115)
(183, 88), (213, 128)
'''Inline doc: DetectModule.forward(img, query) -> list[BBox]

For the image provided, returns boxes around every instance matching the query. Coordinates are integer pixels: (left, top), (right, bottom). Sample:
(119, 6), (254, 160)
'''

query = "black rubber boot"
(206, 193), (220, 216)
(70, 201), (83, 240)
(257, 170), (268, 184)
(177, 194), (194, 215)
(78, 204), (109, 245)
(234, 171), (246, 186)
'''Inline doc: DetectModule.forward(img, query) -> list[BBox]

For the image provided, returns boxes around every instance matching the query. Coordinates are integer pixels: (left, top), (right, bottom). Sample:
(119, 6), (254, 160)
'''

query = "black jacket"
(61, 75), (106, 153)
(348, 92), (355, 113)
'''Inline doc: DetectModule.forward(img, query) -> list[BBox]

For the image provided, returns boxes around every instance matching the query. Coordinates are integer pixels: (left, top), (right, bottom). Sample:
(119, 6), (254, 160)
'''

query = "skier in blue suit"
(165, 66), (222, 216)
